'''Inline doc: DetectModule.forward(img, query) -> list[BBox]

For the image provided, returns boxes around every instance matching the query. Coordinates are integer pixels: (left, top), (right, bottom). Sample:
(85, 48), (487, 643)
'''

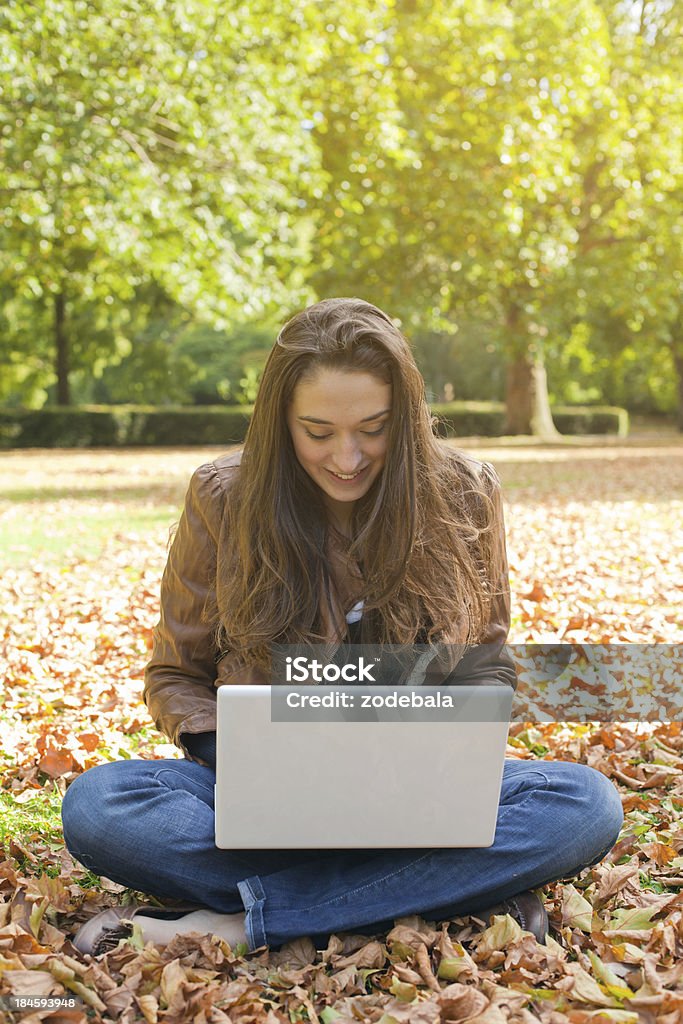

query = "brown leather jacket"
(143, 449), (516, 764)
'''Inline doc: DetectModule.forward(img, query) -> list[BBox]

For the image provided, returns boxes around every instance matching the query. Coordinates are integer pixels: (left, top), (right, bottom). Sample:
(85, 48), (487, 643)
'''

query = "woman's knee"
(547, 760), (624, 866)
(61, 760), (147, 858)
(576, 763), (623, 840)
(581, 763), (624, 857)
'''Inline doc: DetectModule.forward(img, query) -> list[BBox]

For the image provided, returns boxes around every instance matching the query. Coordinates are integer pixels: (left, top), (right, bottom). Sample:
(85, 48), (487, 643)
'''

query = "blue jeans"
(61, 749), (623, 950)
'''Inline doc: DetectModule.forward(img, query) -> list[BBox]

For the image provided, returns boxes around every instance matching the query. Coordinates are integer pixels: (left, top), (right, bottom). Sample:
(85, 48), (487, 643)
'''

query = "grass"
(0, 447), (220, 567)
(0, 504), (178, 567)
(2, 438), (682, 566)
(0, 785), (65, 846)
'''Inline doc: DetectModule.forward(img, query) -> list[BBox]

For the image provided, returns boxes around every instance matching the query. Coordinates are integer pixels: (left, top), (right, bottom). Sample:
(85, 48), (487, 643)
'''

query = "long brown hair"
(213, 297), (503, 671)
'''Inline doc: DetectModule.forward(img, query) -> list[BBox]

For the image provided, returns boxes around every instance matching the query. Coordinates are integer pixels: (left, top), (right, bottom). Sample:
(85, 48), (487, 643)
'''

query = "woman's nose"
(332, 438), (363, 473)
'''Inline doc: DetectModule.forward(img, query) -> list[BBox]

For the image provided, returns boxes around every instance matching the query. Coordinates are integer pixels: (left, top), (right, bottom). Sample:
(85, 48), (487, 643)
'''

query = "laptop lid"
(214, 684), (513, 849)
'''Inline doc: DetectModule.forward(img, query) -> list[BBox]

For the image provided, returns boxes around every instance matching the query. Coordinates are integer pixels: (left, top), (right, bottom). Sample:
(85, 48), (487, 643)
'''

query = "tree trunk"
(505, 350), (560, 438)
(530, 357), (560, 439)
(504, 353), (533, 434)
(503, 303), (559, 438)
(54, 291), (70, 405)
(673, 348), (683, 432)
(670, 317), (683, 432)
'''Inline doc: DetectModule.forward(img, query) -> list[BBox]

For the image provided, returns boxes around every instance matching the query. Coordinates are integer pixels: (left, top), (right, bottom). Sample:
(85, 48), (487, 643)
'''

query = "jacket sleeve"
(426, 461), (517, 690)
(143, 461), (226, 755)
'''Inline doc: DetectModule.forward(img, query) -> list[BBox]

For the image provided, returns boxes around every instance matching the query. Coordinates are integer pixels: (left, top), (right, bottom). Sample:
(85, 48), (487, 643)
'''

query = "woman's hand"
(180, 731), (217, 770)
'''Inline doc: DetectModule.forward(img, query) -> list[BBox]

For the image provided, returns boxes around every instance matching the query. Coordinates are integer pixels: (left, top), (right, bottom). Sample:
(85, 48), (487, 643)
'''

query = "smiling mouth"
(327, 467), (368, 481)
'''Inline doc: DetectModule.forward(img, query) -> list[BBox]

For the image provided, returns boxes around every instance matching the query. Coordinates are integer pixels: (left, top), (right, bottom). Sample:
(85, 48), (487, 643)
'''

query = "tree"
(308, 0), (682, 434)
(0, 0), (325, 403)
(569, 0), (683, 427)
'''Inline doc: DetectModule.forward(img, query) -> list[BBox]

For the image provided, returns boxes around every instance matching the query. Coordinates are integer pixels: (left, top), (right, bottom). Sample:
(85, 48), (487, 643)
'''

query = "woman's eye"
(304, 430), (332, 441)
(303, 423), (386, 440)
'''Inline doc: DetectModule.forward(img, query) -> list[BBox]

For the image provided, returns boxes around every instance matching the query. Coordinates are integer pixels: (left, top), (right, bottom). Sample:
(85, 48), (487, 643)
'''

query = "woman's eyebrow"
(297, 408), (391, 425)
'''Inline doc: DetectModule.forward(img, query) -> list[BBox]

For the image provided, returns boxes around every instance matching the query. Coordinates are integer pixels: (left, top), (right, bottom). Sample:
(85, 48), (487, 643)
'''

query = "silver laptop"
(214, 684), (513, 849)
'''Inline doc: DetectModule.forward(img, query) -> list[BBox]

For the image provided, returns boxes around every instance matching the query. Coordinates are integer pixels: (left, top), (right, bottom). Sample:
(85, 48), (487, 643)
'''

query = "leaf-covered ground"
(1, 442), (682, 1023)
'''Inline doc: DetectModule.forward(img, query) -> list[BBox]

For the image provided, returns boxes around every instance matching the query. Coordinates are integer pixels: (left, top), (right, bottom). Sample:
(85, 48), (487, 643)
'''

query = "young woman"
(61, 297), (624, 957)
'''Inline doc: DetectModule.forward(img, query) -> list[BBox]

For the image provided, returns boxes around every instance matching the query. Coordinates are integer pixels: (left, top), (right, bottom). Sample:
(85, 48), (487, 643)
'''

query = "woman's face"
(286, 367), (392, 526)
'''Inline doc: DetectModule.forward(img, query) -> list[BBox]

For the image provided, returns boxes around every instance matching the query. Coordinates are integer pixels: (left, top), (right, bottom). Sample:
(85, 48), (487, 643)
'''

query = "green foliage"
(80, 316), (273, 406)
(0, 0), (324, 397)
(431, 402), (507, 438)
(0, 407), (121, 447)
(124, 406), (253, 445)
(0, 404), (253, 448)
(172, 321), (273, 406)
(0, 0), (680, 426)
(431, 401), (626, 438)
(552, 405), (629, 438)
(307, 0), (683, 423)
(552, 315), (679, 415)
(412, 324), (505, 403)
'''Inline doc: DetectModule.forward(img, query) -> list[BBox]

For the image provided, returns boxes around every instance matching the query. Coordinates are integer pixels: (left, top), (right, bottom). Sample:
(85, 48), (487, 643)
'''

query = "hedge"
(430, 401), (628, 439)
(0, 401), (628, 448)
(549, 404), (629, 437)
(430, 401), (507, 438)
(0, 405), (254, 449)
